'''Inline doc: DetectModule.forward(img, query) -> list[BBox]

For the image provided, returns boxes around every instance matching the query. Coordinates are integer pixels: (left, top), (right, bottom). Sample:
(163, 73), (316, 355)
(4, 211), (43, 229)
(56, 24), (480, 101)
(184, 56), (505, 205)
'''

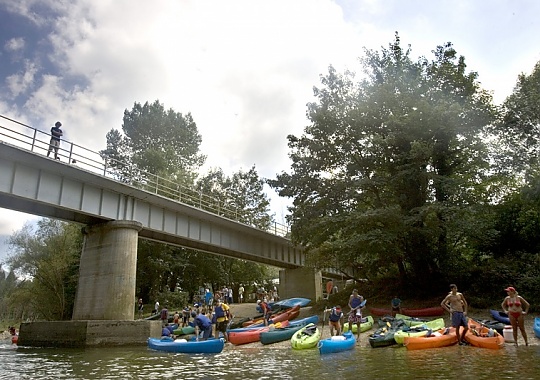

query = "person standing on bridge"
(47, 121), (63, 160)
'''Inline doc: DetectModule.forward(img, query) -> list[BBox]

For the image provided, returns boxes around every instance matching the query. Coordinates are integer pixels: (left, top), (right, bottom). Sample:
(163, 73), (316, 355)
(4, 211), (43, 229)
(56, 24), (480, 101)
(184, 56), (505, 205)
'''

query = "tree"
(101, 100), (206, 187)
(5, 219), (82, 320)
(495, 61), (540, 180)
(269, 34), (496, 288)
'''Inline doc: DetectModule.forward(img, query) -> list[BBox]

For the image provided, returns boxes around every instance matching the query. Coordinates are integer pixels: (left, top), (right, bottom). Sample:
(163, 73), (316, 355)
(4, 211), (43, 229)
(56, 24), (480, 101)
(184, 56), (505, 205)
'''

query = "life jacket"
(329, 307), (342, 322)
(215, 304), (226, 318)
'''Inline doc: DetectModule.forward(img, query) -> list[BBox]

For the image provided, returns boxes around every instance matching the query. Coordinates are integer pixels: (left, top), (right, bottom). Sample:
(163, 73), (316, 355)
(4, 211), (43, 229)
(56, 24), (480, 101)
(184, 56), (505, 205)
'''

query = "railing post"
(68, 142), (74, 163)
(31, 129), (37, 152)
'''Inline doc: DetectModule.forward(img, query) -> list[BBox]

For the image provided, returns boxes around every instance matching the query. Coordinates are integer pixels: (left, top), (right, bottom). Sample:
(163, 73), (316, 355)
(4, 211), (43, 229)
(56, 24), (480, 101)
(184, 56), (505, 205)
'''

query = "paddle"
(322, 305), (327, 337)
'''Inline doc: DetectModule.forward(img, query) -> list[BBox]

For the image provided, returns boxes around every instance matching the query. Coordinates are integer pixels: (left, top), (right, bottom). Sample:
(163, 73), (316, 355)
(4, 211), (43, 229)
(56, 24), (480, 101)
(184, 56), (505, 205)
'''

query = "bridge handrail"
(0, 115), (290, 237)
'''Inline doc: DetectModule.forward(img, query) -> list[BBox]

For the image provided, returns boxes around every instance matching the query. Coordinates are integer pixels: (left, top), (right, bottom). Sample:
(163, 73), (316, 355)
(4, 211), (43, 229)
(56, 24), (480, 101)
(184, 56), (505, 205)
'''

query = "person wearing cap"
(501, 286), (530, 346)
(191, 310), (213, 341)
(325, 305), (343, 336)
(440, 284), (469, 345)
(213, 299), (231, 342)
(47, 121), (63, 159)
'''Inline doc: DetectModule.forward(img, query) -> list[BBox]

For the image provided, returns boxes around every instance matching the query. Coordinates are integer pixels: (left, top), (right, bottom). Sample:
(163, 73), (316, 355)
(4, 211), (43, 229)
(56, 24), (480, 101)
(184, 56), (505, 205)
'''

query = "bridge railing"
(0, 115), (290, 237)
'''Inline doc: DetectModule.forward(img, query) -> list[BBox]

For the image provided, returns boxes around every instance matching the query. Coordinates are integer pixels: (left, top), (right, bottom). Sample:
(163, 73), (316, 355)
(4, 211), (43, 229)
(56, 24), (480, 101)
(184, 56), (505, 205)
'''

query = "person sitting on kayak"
(326, 306), (343, 336)
(348, 289), (365, 340)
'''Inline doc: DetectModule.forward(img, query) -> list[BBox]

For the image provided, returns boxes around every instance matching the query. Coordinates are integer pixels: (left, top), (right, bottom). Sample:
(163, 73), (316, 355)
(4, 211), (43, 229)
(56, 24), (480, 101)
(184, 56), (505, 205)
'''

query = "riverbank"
(228, 301), (537, 347)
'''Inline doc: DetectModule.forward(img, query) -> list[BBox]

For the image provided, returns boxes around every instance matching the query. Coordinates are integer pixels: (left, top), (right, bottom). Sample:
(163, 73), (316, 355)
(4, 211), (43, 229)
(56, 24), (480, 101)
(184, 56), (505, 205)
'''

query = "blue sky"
(1, 0), (540, 261)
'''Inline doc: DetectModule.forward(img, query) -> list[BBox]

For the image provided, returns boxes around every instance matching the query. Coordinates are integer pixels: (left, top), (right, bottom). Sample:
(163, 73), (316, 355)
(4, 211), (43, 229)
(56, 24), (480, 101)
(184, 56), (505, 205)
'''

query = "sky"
(1, 0), (540, 261)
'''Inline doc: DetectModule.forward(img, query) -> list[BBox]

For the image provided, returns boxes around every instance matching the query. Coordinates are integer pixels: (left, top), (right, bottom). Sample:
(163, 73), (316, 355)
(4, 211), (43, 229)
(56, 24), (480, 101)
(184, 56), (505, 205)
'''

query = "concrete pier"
(72, 220), (143, 321)
(18, 320), (161, 347)
(279, 267), (322, 301)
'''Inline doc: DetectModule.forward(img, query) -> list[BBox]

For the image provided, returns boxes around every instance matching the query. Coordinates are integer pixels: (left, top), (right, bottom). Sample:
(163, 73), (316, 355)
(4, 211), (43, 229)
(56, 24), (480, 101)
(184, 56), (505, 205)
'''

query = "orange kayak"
(403, 327), (458, 350)
(242, 305), (300, 327)
(465, 319), (505, 349)
(229, 320), (289, 345)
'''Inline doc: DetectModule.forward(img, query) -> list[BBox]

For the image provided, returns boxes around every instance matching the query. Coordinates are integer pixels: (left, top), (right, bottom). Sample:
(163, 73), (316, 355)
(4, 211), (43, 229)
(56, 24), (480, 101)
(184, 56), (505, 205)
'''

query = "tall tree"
(101, 100), (206, 187)
(269, 34), (496, 287)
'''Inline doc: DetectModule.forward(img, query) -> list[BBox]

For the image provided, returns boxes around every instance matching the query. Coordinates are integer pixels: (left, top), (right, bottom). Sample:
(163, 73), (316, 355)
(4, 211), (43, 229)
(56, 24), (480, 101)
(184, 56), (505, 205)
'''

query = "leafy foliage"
(269, 34), (496, 288)
(4, 219), (82, 320)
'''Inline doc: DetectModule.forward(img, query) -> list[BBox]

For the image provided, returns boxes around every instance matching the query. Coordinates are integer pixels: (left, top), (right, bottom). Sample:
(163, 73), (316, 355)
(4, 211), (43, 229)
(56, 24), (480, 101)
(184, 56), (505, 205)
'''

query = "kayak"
(534, 317), (540, 339)
(403, 327), (458, 350)
(471, 318), (505, 335)
(229, 321), (289, 345)
(173, 326), (195, 336)
(256, 297), (312, 313)
(465, 320), (504, 349)
(260, 315), (319, 344)
(370, 307), (444, 317)
(489, 310), (511, 325)
(260, 324), (305, 345)
(394, 313), (428, 327)
(343, 316), (375, 333)
(291, 323), (321, 349)
(147, 337), (224, 354)
(368, 318), (407, 348)
(393, 318), (445, 344)
(318, 331), (356, 354)
(289, 315), (319, 327)
(243, 305), (300, 327)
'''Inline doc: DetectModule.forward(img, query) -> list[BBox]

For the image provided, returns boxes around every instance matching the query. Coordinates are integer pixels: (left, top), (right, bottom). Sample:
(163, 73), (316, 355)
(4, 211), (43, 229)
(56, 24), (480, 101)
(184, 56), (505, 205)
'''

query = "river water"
(1, 338), (539, 380)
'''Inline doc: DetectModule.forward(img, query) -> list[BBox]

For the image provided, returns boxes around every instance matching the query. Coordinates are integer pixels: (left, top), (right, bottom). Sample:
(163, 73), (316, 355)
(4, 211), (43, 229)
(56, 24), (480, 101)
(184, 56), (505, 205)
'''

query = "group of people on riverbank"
(322, 284), (531, 347)
(440, 283), (530, 346)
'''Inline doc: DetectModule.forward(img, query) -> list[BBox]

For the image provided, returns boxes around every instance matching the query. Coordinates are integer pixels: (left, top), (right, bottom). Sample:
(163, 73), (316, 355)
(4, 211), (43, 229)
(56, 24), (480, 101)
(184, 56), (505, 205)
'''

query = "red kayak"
(242, 305), (300, 327)
(229, 320), (290, 345)
(370, 306), (445, 317)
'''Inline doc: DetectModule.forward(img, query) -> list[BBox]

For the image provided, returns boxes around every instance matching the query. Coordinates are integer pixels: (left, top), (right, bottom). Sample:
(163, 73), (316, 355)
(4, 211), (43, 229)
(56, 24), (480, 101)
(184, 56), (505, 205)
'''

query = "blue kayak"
(490, 310), (511, 325)
(257, 297), (311, 313)
(318, 331), (356, 354)
(534, 317), (540, 339)
(289, 315), (319, 327)
(147, 337), (224, 354)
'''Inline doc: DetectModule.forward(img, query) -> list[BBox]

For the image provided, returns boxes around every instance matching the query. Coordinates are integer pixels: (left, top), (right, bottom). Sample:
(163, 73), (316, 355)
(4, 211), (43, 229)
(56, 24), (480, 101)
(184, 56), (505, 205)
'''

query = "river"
(1, 338), (539, 380)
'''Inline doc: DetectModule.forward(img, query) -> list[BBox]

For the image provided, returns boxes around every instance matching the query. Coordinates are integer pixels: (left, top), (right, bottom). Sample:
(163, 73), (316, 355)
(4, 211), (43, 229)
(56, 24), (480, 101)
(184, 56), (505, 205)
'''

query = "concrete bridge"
(0, 117), (332, 345)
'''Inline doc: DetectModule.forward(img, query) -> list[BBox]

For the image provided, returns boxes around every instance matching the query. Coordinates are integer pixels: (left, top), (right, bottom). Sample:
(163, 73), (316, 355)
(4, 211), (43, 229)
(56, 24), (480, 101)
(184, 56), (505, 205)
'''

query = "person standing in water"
(441, 284), (469, 345)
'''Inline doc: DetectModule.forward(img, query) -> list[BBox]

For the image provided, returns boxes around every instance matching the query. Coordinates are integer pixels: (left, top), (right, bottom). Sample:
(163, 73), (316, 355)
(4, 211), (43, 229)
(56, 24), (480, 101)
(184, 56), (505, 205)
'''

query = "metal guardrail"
(0, 114), (290, 237)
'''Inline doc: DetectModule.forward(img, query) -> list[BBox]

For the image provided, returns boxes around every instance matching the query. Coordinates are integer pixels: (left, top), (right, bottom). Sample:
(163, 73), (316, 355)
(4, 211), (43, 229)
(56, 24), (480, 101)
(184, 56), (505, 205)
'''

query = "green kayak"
(343, 316), (375, 333)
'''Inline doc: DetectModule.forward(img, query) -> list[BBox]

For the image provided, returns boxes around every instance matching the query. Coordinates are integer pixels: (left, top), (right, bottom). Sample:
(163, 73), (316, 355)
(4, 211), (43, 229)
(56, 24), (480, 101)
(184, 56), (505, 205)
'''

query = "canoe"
(371, 307), (444, 317)
(403, 327), (458, 350)
(534, 317), (540, 339)
(147, 337), (224, 354)
(243, 305), (300, 327)
(343, 316), (375, 333)
(369, 307), (392, 317)
(393, 318), (445, 344)
(489, 310), (511, 325)
(291, 323), (321, 349)
(229, 321), (289, 345)
(260, 324), (305, 345)
(403, 307), (445, 317)
(464, 319), (504, 349)
(318, 331), (356, 354)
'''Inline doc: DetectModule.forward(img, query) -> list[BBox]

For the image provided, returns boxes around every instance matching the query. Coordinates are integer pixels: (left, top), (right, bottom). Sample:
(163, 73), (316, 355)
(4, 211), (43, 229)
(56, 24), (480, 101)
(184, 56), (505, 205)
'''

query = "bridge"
(0, 116), (328, 326)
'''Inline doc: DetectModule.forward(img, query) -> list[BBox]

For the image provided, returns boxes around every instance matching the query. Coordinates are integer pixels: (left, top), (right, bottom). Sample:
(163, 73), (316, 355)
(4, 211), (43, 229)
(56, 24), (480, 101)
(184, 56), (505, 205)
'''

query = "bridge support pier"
(72, 220), (143, 320)
(279, 267), (322, 301)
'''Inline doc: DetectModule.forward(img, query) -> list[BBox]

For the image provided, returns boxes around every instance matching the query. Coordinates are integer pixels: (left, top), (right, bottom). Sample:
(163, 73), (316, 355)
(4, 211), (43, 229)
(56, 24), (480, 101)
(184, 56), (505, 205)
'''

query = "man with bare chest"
(441, 284), (469, 345)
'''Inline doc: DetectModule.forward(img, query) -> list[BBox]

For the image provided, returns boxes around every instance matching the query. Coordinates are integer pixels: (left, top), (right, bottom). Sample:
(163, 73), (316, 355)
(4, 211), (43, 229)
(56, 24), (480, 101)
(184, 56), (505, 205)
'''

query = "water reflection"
(1, 341), (540, 380)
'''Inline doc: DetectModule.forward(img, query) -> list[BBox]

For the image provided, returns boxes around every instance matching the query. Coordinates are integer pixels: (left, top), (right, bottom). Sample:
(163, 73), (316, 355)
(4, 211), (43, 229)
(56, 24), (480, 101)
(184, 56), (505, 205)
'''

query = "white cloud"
(1, 0), (540, 232)
(4, 37), (25, 51)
